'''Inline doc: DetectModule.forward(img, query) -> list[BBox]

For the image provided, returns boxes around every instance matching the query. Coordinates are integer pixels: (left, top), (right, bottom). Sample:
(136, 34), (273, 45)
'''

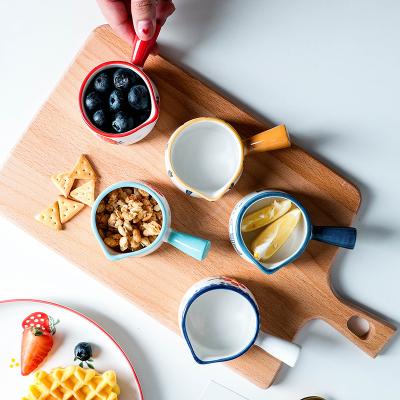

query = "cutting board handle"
(321, 293), (396, 357)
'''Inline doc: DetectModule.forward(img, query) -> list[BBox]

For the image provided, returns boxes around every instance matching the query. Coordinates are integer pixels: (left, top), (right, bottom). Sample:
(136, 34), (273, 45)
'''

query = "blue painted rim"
(181, 285), (260, 364)
(91, 181), (169, 261)
(235, 191), (312, 274)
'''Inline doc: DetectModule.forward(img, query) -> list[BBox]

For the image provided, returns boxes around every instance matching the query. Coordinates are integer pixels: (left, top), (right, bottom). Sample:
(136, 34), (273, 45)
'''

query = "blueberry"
(109, 89), (125, 112)
(128, 116), (135, 129)
(74, 342), (92, 362)
(138, 110), (150, 124)
(94, 72), (110, 93)
(113, 68), (135, 91)
(128, 85), (150, 110)
(85, 91), (103, 112)
(92, 109), (106, 128)
(112, 111), (134, 133)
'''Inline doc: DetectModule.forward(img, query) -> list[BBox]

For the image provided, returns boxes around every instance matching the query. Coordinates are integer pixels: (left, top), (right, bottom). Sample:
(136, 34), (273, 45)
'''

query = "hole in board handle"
(347, 315), (370, 340)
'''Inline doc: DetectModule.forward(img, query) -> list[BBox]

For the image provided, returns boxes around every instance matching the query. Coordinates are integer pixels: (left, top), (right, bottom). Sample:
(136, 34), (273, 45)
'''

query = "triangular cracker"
(35, 201), (62, 230)
(70, 180), (95, 206)
(51, 172), (75, 197)
(70, 155), (97, 180)
(57, 196), (85, 223)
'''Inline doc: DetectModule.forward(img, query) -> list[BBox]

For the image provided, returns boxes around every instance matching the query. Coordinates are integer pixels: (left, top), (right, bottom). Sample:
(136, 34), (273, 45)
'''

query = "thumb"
(131, 0), (157, 40)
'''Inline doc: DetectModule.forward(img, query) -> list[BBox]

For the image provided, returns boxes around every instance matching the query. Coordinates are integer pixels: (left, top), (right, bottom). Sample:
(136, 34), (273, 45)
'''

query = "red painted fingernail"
(137, 20), (154, 40)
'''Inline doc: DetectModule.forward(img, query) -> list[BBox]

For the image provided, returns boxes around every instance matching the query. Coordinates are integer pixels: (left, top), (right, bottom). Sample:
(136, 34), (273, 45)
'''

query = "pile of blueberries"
(84, 67), (151, 134)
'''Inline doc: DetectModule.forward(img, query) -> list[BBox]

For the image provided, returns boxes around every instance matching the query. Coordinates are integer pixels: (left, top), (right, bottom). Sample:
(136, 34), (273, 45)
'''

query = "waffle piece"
(22, 365), (120, 400)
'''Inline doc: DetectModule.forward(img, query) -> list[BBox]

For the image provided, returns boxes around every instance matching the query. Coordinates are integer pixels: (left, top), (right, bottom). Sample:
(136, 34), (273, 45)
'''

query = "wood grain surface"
(0, 25), (395, 388)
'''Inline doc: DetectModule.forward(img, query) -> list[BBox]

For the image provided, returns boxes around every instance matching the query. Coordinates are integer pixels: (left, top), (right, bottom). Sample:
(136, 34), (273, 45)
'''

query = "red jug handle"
(131, 21), (162, 67)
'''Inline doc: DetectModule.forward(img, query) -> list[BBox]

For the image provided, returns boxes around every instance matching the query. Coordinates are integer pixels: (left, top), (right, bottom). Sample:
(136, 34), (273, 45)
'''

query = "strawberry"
(20, 312), (58, 376)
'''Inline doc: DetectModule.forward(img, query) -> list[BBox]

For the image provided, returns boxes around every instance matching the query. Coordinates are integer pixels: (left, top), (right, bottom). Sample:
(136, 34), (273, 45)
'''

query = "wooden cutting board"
(0, 25), (395, 388)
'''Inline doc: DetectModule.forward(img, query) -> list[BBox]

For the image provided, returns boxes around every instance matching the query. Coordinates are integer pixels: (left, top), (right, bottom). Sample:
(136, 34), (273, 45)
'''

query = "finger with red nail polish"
(131, 0), (156, 40)
(98, 0), (175, 43)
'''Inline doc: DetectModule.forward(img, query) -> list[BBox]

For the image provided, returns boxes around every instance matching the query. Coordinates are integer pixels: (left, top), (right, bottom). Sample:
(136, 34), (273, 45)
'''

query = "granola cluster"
(96, 187), (162, 252)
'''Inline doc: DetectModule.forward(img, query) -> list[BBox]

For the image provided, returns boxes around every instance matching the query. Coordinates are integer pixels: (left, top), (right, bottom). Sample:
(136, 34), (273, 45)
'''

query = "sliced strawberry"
(21, 327), (53, 376)
(20, 312), (58, 375)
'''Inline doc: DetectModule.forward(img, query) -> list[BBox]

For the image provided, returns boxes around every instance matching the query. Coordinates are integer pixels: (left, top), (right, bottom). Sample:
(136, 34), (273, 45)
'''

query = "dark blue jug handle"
(312, 226), (357, 249)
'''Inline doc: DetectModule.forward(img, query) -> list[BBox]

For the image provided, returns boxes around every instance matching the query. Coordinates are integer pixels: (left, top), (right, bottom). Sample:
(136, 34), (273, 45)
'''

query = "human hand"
(97, 0), (175, 43)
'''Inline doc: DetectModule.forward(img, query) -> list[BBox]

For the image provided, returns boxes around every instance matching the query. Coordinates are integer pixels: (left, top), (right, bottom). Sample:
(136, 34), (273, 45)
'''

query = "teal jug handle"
(166, 229), (211, 261)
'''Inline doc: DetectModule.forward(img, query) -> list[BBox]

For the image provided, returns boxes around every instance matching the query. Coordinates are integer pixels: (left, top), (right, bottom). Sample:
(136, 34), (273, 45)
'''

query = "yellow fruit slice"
(251, 208), (301, 262)
(242, 199), (292, 232)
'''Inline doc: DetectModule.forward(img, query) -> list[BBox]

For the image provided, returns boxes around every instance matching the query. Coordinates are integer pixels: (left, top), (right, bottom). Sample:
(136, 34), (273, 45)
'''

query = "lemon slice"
(251, 208), (301, 262)
(242, 199), (292, 232)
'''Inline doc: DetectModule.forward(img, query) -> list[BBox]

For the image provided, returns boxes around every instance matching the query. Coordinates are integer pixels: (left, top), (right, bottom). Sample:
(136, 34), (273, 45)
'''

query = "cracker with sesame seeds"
(70, 180), (95, 206)
(51, 171), (74, 197)
(70, 154), (97, 180)
(34, 201), (62, 231)
(57, 196), (85, 223)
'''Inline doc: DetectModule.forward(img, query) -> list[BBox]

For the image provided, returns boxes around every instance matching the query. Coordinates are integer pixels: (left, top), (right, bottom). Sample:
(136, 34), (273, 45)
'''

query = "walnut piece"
(142, 221), (161, 236)
(96, 187), (163, 253)
(119, 236), (129, 251)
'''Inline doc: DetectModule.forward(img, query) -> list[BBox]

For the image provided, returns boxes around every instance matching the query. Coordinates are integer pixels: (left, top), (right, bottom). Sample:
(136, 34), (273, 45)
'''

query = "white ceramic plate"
(0, 299), (143, 399)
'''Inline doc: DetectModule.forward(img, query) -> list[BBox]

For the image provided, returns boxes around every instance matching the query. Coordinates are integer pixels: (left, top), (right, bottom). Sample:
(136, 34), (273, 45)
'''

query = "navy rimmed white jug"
(179, 277), (301, 366)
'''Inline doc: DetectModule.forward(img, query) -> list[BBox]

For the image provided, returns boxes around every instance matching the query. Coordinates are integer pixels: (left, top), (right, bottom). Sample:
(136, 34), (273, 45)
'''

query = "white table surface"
(1, 1), (399, 399)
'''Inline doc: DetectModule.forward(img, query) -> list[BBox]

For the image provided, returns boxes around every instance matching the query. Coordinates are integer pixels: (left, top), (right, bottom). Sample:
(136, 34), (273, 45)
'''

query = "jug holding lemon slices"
(229, 190), (357, 274)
